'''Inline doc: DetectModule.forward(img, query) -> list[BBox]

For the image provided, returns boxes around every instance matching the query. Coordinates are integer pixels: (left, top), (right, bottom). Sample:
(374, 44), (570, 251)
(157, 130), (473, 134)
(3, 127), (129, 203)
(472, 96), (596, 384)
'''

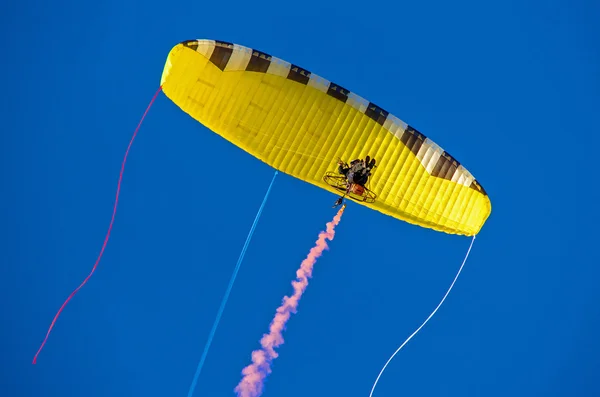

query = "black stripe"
(327, 83), (350, 102)
(210, 40), (233, 71)
(431, 151), (460, 180)
(246, 49), (272, 73)
(181, 40), (198, 51)
(469, 180), (487, 196)
(365, 102), (389, 125)
(287, 65), (310, 84)
(400, 125), (426, 155)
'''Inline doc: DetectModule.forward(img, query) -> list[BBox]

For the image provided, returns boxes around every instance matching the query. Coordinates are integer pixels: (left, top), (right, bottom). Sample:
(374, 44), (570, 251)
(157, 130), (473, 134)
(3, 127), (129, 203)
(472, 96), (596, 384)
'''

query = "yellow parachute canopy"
(160, 39), (491, 236)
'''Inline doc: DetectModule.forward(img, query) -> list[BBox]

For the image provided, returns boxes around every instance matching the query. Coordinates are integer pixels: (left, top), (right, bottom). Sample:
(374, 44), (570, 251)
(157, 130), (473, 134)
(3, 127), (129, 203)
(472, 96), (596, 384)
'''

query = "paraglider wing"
(160, 39), (491, 236)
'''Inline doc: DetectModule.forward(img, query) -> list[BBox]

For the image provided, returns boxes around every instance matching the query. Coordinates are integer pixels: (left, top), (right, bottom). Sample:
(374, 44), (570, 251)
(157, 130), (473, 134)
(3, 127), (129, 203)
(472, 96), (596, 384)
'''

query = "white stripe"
(225, 45), (251, 71)
(383, 116), (394, 131)
(453, 165), (474, 187)
(451, 165), (462, 183)
(422, 140), (443, 173)
(347, 92), (369, 113)
(195, 40), (215, 59)
(416, 143), (434, 170)
(387, 121), (401, 139)
(308, 73), (329, 93)
(388, 115), (407, 133)
(266, 56), (291, 78)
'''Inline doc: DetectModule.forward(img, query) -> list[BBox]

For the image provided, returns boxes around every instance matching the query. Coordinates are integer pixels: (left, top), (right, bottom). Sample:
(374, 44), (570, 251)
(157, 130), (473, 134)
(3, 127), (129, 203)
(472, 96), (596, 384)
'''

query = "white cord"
(368, 235), (477, 397)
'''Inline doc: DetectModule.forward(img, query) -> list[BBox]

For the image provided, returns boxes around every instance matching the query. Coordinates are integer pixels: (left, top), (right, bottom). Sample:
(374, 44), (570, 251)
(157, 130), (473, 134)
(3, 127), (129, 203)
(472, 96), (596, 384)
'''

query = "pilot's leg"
(357, 175), (367, 187)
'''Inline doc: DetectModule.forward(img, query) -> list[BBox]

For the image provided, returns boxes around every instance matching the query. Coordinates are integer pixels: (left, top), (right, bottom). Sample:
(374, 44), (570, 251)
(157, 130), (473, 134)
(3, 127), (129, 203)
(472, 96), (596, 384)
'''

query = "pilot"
(333, 156), (376, 207)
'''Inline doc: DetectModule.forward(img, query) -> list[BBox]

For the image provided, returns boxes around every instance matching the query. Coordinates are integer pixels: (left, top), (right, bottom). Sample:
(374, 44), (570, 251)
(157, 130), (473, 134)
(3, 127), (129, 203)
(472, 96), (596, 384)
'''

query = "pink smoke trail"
(234, 206), (346, 397)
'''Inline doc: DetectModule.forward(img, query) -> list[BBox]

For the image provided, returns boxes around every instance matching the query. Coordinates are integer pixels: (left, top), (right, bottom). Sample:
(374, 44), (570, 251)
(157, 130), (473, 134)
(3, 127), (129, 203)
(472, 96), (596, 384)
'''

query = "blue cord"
(187, 170), (279, 397)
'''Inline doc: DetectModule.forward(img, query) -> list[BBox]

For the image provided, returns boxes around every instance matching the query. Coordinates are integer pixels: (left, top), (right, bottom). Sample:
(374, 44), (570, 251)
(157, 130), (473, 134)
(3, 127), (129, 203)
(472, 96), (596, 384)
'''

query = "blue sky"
(2, 0), (599, 396)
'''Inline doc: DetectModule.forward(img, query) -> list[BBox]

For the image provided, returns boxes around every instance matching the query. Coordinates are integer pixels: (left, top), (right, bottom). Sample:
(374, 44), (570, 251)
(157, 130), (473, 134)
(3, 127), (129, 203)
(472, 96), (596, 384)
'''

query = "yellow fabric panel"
(160, 41), (491, 236)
